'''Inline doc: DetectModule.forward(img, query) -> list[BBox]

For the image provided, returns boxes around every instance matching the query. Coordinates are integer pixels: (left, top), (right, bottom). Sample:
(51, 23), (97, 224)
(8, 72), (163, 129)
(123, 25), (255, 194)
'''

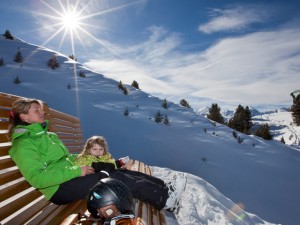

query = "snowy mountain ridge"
(1, 36), (300, 225)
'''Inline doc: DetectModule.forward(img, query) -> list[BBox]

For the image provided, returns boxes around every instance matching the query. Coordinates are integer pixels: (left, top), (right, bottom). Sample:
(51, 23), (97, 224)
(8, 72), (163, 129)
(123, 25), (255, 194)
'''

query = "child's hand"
(80, 166), (95, 176)
(119, 156), (130, 167)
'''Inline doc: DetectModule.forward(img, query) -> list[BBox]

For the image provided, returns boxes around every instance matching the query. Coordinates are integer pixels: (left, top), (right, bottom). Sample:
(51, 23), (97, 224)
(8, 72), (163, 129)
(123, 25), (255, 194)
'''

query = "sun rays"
(32, 0), (142, 58)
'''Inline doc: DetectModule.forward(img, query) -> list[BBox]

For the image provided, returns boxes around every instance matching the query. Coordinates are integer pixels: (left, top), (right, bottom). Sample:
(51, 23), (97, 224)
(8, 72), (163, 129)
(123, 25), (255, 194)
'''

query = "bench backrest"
(0, 92), (85, 225)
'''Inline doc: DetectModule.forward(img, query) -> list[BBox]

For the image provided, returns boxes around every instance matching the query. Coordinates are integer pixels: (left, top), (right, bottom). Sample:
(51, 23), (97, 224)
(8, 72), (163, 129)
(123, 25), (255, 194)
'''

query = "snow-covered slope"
(154, 168), (273, 225)
(197, 105), (300, 148)
(1, 36), (300, 225)
(252, 108), (300, 147)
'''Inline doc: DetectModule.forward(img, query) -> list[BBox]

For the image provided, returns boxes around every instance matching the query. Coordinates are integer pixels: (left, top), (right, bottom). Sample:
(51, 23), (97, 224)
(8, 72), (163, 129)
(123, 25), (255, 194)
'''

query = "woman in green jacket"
(8, 98), (108, 205)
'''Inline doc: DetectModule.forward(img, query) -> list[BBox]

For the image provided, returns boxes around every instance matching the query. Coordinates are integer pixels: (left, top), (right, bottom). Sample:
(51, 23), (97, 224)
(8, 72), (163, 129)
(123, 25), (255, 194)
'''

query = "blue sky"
(1, 0), (300, 109)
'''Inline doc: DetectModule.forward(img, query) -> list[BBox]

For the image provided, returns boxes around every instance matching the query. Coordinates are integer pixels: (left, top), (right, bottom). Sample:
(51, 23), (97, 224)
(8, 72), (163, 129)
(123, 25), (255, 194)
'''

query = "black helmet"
(87, 178), (134, 219)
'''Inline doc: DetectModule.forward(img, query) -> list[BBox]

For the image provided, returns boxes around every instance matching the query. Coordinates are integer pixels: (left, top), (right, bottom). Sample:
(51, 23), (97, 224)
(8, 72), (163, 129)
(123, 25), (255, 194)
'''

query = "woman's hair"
(8, 98), (43, 138)
(80, 136), (109, 157)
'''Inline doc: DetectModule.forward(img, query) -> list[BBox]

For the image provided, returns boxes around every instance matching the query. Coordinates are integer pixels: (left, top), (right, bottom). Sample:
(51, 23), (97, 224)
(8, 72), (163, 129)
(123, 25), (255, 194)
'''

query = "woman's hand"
(81, 166), (95, 176)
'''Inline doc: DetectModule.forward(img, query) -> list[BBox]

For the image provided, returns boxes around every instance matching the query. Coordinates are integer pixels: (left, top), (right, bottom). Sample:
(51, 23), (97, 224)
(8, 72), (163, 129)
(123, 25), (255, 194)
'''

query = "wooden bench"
(0, 92), (166, 225)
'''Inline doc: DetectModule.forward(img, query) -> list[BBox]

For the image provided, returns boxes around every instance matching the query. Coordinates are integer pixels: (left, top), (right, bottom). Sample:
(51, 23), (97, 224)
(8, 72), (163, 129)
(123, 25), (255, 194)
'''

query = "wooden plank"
(0, 133), (10, 143)
(49, 126), (81, 134)
(49, 109), (80, 124)
(40, 200), (87, 225)
(0, 169), (23, 185)
(0, 120), (9, 130)
(0, 146), (10, 157)
(51, 117), (81, 128)
(0, 93), (18, 107)
(0, 189), (42, 221)
(0, 179), (31, 202)
(3, 198), (50, 225)
(58, 133), (84, 141)
(0, 157), (15, 170)
(0, 108), (10, 117)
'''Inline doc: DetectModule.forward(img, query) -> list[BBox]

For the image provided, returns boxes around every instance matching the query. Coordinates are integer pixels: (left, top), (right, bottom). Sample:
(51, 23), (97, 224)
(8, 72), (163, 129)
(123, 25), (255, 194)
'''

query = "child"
(75, 136), (187, 212)
(74, 135), (129, 173)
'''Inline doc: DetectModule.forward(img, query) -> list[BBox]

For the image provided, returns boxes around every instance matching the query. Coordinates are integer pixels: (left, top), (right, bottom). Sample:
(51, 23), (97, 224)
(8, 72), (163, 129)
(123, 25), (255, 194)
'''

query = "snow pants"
(110, 169), (169, 210)
(50, 173), (107, 205)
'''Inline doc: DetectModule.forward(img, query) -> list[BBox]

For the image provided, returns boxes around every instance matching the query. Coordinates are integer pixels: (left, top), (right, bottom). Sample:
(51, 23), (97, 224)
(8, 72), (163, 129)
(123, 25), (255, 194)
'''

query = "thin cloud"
(84, 25), (300, 108)
(199, 5), (270, 34)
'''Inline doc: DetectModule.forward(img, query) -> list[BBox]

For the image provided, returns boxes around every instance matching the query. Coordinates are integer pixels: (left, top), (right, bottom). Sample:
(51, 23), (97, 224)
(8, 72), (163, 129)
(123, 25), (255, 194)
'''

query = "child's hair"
(80, 135), (109, 157)
(8, 98), (44, 139)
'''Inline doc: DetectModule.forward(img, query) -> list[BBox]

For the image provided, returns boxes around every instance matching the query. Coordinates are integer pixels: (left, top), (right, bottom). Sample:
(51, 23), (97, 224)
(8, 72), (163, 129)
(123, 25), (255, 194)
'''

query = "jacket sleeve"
(10, 139), (82, 189)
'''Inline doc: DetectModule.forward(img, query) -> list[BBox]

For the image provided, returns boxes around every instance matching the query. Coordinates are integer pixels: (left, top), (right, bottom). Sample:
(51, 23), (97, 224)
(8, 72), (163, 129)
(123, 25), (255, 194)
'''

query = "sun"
(61, 11), (80, 30)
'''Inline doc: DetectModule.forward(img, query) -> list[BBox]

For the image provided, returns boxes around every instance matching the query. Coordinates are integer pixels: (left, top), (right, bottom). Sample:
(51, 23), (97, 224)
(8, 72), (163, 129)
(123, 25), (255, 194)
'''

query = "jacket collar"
(12, 120), (49, 141)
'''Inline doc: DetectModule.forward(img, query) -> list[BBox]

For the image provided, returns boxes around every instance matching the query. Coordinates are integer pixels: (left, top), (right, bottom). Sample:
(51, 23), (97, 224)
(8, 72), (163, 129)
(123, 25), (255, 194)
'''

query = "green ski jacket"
(9, 121), (82, 200)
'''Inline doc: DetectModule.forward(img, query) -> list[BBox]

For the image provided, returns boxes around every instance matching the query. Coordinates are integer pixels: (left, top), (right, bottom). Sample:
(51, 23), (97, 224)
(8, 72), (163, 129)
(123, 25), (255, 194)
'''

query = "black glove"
(92, 162), (116, 174)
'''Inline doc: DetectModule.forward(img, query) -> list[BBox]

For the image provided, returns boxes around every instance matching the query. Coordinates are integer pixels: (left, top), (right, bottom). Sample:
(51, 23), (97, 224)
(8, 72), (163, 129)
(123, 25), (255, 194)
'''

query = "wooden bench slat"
(0, 157), (15, 170)
(51, 117), (81, 128)
(0, 179), (31, 202)
(0, 146), (10, 157)
(0, 169), (23, 185)
(0, 109), (10, 117)
(58, 133), (84, 141)
(0, 121), (9, 130)
(3, 198), (50, 225)
(0, 133), (9, 143)
(67, 146), (84, 154)
(0, 94), (18, 107)
(50, 125), (82, 134)
(26, 203), (67, 225)
(0, 189), (42, 221)
(36, 200), (87, 225)
(49, 109), (81, 124)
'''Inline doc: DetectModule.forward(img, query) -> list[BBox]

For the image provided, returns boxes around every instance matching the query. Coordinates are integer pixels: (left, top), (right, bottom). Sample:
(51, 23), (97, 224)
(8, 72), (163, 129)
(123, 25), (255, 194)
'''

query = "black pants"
(50, 173), (106, 205)
(110, 169), (169, 210)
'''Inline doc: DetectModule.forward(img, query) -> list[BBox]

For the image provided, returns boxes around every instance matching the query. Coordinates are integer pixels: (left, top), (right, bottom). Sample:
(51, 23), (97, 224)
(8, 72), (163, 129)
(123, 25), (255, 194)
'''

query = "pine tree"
(124, 107), (129, 116)
(228, 105), (252, 134)
(162, 98), (168, 109)
(0, 57), (4, 66)
(207, 103), (224, 124)
(118, 81), (124, 90)
(118, 81), (128, 95)
(280, 137), (285, 144)
(290, 93), (300, 126)
(69, 54), (77, 61)
(14, 76), (21, 84)
(131, 80), (139, 89)
(47, 55), (59, 69)
(155, 110), (163, 123)
(244, 106), (252, 131)
(180, 99), (191, 108)
(163, 115), (170, 125)
(3, 30), (13, 40)
(14, 50), (23, 63)
(79, 70), (86, 78)
(253, 124), (272, 140)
